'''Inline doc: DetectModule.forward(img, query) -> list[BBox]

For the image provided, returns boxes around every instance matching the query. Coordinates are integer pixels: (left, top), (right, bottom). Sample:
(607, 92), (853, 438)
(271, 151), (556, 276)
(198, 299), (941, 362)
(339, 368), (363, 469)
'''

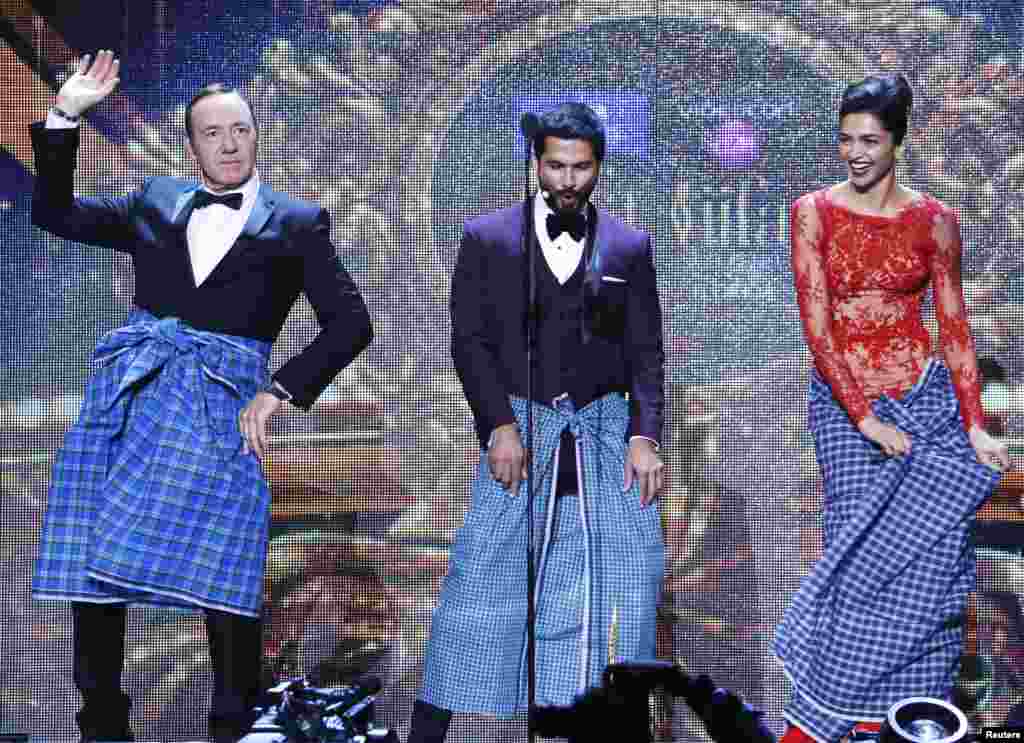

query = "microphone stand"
(520, 114), (538, 743)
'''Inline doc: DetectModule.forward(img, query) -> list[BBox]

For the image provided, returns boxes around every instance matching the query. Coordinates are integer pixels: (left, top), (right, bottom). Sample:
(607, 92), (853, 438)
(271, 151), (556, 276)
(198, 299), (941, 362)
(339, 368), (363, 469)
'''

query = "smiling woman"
(773, 73), (1010, 743)
(836, 74), (910, 197)
(838, 114), (898, 192)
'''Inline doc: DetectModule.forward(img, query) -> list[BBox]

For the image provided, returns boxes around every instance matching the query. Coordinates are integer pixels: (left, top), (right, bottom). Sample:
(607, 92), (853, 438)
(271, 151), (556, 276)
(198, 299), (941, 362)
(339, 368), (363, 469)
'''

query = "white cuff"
(629, 435), (660, 451)
(46, 110), (79, 129)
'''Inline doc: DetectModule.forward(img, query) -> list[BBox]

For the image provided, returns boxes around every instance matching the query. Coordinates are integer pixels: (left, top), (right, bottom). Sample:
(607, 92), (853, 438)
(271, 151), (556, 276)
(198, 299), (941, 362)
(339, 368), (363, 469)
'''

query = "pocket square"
(601, 275), (627, 284)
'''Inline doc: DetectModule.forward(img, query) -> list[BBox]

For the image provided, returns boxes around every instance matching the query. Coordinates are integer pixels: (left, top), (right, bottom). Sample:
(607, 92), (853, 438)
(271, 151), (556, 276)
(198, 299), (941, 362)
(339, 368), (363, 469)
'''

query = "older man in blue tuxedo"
(29, 51), (372, 742)
(408, 102), (666, 742)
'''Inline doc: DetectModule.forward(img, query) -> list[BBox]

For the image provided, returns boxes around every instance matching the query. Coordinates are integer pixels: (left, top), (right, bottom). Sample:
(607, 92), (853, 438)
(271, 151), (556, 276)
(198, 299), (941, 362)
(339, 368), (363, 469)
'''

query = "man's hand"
(239, 392), (281, 460)
(624, 437), (664, 507)
(488, 423), (527, 495)
(56, 50), (120, 117)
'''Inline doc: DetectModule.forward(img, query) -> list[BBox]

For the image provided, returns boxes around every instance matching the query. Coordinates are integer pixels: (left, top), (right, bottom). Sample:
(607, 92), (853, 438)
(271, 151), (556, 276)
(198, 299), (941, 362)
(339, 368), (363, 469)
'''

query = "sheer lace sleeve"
(929, 204), (986, 431)
(791, 194), (872, 423)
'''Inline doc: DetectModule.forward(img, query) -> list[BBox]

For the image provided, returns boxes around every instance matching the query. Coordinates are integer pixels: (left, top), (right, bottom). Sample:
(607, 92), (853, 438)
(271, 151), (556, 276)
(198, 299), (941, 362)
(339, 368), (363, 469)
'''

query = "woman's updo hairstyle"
(838, 73), (913, 145)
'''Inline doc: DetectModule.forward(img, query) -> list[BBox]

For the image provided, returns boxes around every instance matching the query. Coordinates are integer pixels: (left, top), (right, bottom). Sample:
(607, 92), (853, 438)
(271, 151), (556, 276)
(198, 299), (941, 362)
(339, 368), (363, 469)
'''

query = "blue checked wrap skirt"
(421, 392), (665, 715)
(773, 360), (1002, 742)
(32, 310), (272, 617)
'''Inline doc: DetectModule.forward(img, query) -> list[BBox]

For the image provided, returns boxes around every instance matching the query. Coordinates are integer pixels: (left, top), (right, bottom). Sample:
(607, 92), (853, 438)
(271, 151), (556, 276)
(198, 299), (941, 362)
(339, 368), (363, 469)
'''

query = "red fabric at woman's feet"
(780, 725), (816, 743)
(853, 721), (882, 733)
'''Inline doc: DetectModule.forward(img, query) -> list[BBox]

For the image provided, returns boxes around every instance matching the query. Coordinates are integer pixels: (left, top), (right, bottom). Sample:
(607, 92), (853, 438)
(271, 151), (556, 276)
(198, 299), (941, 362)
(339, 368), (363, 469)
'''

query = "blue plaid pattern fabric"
(32, 310), (272, 617)
(421, 393), (664, 715)
(773, 361), (1002, 742)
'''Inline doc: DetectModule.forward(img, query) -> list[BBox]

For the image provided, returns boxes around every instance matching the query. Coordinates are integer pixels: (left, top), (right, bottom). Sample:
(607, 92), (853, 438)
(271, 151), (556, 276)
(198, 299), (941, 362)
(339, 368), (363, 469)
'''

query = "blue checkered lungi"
(32, 309), (272, 617)
(773, 361), (1002, 742)
(421, 393), (664, 715)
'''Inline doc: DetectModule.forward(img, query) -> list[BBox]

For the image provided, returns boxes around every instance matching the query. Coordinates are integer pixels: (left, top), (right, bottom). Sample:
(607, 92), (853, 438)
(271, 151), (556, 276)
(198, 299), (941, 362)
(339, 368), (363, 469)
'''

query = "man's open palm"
(57, 50), (120, 117)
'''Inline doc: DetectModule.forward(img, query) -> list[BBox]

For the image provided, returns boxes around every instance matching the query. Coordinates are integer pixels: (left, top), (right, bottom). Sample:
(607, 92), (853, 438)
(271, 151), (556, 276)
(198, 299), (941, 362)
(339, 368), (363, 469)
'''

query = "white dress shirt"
(534, 191), (585, 285)
(45, 110), (79, 130)
(186, 174), (260, 286)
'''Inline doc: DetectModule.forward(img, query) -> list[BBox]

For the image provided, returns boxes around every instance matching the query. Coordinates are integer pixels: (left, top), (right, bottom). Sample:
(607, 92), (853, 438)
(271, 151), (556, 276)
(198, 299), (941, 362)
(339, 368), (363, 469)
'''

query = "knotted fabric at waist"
(90, 309), (271, 441)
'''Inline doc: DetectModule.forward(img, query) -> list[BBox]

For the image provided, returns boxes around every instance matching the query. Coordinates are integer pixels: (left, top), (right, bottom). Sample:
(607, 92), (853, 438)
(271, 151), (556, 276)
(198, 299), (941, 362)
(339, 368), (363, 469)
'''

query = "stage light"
(880, 697), (968, 743)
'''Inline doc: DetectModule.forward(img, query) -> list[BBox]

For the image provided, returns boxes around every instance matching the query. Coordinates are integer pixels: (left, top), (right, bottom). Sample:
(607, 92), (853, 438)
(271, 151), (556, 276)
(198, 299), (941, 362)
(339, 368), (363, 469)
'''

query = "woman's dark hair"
(532, 102), (606, 162)
(185, 83), (258, 142)
(839, 73), (913, 145)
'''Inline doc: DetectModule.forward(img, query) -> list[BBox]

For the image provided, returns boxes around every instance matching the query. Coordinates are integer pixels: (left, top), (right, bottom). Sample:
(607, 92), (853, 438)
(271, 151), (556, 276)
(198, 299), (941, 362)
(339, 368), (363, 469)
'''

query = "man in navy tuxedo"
(408, 103), (666, 742)
(29, 52), (371, 742)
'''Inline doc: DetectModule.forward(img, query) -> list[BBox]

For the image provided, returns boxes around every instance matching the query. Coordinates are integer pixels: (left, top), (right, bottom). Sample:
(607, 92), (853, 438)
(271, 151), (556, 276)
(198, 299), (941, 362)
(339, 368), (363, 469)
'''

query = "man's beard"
(542, 185), (592, 213)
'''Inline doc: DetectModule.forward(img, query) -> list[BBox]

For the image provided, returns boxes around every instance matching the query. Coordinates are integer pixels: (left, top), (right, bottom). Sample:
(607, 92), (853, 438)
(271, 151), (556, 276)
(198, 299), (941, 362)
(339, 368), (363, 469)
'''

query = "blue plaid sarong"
(773, 360), (1002, 742)
(421, 393), (664, 715)
(32, 310), (272, 617)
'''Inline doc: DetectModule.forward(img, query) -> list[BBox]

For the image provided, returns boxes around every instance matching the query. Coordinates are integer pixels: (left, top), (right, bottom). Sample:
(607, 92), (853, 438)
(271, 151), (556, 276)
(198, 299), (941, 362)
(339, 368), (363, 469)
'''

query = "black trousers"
(406, 699), (452, 743)
(72, 601), (263, 742)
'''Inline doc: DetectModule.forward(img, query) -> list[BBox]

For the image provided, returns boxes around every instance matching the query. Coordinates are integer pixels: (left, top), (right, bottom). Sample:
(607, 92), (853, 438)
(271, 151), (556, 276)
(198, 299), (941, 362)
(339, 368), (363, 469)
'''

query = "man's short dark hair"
(184, 83), (258, 142)
(531, 102), (606, 162)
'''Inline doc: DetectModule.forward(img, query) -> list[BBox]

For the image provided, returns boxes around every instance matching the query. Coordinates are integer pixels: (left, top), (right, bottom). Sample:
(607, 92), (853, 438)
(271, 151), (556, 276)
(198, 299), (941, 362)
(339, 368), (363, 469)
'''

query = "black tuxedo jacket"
(30, 123), (372, 410)
(451, 200), (665, 447)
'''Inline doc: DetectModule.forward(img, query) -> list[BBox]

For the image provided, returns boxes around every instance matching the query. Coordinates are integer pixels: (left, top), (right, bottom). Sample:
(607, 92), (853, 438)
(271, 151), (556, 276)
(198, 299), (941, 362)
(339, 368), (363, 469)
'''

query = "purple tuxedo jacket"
(29, 122), (371, 409)
(451, 200), (665, 447)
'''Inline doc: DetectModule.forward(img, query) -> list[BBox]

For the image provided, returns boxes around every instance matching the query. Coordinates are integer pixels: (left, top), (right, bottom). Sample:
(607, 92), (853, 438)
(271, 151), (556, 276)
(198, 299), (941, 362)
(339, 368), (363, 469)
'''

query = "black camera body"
(238, 676), (398, 743)
(531, 661), (775, 743)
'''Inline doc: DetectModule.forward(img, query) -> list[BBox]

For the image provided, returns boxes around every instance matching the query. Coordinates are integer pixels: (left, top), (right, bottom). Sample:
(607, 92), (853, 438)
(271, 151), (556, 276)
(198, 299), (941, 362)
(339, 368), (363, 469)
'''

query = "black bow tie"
(546, 210), (587, 242)
(193, 190), (244, 210)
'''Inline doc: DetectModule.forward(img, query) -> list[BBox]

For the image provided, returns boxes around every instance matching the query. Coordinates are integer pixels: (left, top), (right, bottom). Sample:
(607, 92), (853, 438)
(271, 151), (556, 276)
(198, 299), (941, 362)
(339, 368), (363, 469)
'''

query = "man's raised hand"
(56, 50), (120, 117)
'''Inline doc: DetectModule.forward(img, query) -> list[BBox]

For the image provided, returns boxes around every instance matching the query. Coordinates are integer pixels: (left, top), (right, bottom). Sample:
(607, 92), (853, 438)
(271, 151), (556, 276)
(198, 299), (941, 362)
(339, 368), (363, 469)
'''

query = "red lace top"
(791, 188), (985, 430)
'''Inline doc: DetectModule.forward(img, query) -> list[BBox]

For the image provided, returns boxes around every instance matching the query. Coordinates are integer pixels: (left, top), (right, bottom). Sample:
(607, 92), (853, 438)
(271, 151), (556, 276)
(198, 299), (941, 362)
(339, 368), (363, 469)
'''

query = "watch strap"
(265, 380), (292, 402)
(51, 105), (81, 123)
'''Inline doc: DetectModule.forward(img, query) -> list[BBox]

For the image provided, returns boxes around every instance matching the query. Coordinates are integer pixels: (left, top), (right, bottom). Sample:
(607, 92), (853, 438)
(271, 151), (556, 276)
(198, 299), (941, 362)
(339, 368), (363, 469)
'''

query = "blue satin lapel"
(242, 185), (275, 237)
(171, 187), (201, 228)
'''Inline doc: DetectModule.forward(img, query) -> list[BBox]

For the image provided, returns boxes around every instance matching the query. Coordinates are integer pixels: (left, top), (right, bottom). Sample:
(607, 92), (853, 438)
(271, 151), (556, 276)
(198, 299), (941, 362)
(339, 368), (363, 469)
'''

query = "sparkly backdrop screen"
(2, 1), (1024, 740)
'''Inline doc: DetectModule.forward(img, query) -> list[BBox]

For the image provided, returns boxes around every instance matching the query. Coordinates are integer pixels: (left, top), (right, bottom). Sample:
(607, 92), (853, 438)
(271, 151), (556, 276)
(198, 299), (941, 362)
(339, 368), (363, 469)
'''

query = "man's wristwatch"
(264, 380), (293, 402)
(51, 105), (81, 123)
